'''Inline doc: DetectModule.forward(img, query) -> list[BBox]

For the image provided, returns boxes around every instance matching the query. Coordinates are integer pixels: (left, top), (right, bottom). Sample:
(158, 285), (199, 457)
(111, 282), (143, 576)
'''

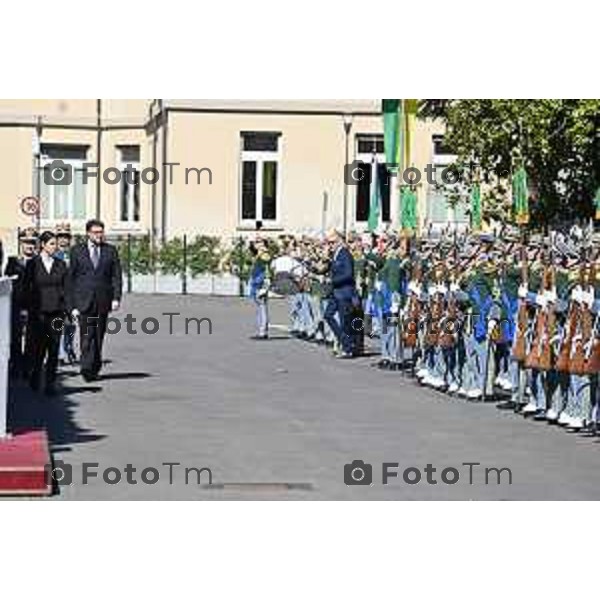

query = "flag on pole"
(382, 99), (400, 170)
(512, 165), (529, 225)
(368, 155), (381, 232)
(594, 187), (600, 221)
(403, 99), (418, 169)
(470, 182), (482, 231)
(401, 186), (417, 233)
(382, 99), (419, 231)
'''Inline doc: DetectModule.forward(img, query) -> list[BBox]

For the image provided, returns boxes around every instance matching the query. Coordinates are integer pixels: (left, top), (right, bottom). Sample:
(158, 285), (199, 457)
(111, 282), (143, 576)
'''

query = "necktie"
(91, 244), (100, 269)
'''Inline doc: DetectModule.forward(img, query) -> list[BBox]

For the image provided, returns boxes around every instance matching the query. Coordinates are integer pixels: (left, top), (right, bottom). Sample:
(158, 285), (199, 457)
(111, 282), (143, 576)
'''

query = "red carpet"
(0, 430), (52, 496)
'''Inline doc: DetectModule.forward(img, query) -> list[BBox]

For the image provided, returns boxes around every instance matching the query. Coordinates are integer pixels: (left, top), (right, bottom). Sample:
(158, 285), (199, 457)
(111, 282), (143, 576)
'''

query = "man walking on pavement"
(67, 219), (122, 382)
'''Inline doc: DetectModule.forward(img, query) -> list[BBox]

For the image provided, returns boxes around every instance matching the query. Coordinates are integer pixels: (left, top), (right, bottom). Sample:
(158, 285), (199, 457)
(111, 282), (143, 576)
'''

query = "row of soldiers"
(262, 227), (600, 434)
(3, 224), (77, 378)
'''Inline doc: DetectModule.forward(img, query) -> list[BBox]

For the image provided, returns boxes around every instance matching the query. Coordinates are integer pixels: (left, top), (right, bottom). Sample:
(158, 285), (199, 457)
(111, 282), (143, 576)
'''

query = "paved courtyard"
(8, 293), (600, 500)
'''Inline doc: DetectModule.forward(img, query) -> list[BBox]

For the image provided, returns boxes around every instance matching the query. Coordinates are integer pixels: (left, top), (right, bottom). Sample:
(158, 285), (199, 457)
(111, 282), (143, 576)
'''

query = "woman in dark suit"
(22, 231), (68, 395)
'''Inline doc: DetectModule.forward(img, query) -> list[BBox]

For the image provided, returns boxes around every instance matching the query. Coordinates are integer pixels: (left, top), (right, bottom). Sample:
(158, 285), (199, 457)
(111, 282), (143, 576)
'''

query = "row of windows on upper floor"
(34, 133), (456, 227)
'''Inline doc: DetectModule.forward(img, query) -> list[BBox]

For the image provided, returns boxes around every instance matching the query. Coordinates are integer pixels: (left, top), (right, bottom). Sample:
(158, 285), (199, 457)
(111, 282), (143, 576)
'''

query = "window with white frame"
(355, 135), (391, 224)
(240, 132), (280, 225)
(426, 137), (468, 229)
(39, 144), (88, 223)
(117, 145), (140, 223)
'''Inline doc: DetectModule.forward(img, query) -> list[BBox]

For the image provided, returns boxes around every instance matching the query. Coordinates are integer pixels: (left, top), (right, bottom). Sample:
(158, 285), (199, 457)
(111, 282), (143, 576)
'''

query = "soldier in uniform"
(377, 236), (405, 369)
(557, 261), (596, 430)
(55, 222), (77, 364)
(4, 227), (38, 377)
(248, 237), (272, 340)
(460, 240), (497, 400)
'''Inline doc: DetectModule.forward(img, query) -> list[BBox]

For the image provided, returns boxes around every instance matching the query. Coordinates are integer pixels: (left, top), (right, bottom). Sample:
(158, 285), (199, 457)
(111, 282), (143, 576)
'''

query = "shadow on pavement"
(7, 374), (107, 456)
(98, 372), (152, 381)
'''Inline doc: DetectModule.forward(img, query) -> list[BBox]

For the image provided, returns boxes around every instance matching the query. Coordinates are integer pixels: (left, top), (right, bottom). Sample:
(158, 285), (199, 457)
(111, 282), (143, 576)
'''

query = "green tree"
(419, 99), (600, 228)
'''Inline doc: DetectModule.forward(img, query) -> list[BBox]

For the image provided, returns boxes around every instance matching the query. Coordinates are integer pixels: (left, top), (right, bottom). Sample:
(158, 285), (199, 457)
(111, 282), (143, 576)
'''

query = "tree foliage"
(419, 99), (600, 228)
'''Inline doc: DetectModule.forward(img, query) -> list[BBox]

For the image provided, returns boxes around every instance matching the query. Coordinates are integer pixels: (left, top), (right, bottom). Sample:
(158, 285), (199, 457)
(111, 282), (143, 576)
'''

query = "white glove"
(71, 308), (80, 320)
(535, 294), (547, 309)
(544, 288), (557, 304)
(19, 309), (28, 318)
(408, 281), (421, 296)
(450, 283), (460, 293)
(428, 285), (438, 296)
(581, 289), (594, 309)
(438, 284), (448, 296)
(375, 280), (383, 292)
(518, 284), (528, 299)
(111, 300), (120, 312)
(391, 302), (399, 315)
(571, 285), (582, 303)
(488, 319), (498, 335)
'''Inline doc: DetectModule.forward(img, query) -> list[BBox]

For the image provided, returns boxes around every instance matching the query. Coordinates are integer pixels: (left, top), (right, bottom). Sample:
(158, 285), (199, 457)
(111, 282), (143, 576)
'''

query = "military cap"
(19, 227), (38, 243)
(55, 222), (72, 238)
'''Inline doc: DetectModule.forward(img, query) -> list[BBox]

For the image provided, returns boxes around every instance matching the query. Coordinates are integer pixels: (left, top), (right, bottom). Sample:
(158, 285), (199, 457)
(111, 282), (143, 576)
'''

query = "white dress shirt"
(40, 252), (54, 274)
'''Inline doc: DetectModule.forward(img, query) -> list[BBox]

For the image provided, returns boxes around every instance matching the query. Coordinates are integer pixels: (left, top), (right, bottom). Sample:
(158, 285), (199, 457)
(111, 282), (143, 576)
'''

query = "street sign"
(20, 196), (40, 217)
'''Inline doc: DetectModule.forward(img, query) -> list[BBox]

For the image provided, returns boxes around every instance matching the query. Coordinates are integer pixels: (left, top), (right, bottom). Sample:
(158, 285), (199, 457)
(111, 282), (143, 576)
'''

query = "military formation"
(248, 225), (600, 435)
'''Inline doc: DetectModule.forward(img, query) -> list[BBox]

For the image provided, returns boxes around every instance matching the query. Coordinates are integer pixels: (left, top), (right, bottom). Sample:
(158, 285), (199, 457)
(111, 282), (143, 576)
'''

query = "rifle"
(584, 310), (600, 375)
(570, 262), (595, 376)
(555, 254), (588, 374)
(538, 256), (557, 372)
(403, 262), (422, 349)
(525, 243), (552, 369)
(440, 233), (460, 349)
(512, 239), (529, 363)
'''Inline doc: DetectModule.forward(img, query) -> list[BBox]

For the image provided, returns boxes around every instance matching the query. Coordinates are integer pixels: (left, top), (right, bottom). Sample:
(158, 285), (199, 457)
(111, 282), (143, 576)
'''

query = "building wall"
(0, 99), (446, 254)
(165, 111), (386, 238)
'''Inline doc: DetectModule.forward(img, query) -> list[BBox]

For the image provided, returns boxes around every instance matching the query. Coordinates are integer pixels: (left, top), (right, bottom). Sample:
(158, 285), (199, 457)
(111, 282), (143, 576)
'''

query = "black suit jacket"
(67, 242), (123, 314)
(22, 255), (68, 314)
(4, 255), (31, 307)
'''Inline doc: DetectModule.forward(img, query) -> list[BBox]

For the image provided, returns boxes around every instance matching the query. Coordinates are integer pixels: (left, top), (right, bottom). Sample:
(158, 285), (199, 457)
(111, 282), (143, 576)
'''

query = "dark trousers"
(63, 322), (76, 357)
(324, 289), (356, 354)
(79, 312), (108, 376)
(9, 304), (34, 376)
(29, 311), (62, 386)
(9, 305), (25, 372)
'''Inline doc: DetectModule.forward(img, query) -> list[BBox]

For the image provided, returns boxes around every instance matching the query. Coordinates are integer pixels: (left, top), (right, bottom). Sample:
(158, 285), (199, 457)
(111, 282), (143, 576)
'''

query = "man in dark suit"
(67, 219), (122, 382)
(323, 230), (358, 358)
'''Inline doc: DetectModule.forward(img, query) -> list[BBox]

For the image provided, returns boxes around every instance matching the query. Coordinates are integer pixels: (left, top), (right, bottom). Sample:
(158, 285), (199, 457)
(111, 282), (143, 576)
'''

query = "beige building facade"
(0, 99), (459, 252)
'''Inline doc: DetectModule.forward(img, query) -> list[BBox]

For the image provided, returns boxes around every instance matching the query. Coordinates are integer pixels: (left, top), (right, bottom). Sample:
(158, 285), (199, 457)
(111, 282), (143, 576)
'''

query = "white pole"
(0, 277), (12, 438)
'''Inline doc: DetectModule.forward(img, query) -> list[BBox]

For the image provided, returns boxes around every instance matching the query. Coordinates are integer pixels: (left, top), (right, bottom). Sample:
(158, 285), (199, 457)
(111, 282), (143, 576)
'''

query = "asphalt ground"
(8, 294), (600, 500)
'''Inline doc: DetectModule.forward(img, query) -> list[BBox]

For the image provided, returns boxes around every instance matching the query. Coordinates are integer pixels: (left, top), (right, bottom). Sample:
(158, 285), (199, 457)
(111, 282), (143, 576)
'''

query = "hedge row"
(114, 235), (256, 279)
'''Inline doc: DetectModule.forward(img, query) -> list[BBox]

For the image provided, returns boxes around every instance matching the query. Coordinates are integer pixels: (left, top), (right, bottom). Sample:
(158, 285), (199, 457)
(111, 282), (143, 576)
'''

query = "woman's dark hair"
(39, 230), (56, 246)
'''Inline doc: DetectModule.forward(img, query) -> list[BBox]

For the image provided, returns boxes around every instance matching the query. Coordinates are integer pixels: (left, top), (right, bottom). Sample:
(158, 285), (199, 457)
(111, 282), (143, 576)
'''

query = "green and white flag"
(382, 99), (400, 170)
(471, 182), (482, 231)
(401, 186), (417, 233)
(368, 155), (381, 232)
(512, 165), (529, 225)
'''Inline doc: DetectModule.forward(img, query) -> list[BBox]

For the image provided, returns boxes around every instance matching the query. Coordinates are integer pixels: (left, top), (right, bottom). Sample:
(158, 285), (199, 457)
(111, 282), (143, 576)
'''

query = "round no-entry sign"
(20, 196), (40, 216)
